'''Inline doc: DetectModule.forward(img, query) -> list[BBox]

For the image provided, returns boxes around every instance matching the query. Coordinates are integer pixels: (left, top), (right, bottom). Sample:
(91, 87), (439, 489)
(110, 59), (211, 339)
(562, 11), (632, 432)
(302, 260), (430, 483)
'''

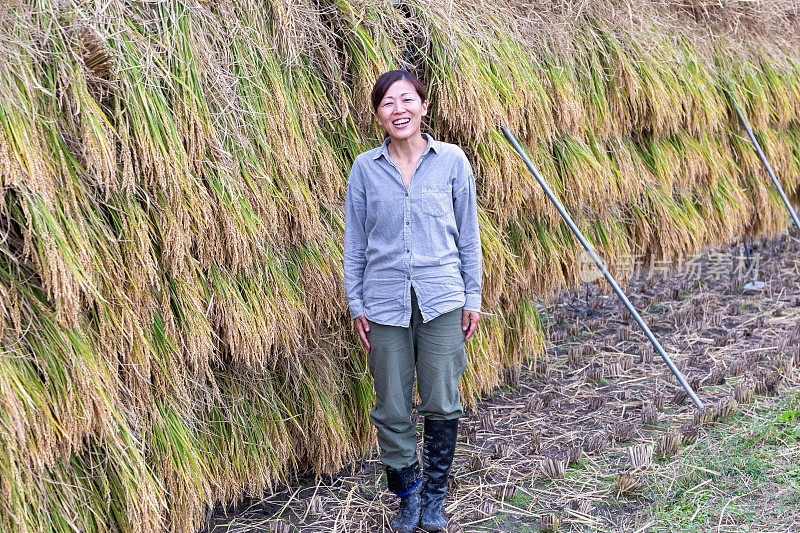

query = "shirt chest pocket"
(420, 186), (451, 217)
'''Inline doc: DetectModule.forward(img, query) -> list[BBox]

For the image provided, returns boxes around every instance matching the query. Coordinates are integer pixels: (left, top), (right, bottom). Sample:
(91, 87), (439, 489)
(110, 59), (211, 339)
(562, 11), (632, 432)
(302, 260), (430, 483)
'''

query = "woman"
(343, 69), (482, 532)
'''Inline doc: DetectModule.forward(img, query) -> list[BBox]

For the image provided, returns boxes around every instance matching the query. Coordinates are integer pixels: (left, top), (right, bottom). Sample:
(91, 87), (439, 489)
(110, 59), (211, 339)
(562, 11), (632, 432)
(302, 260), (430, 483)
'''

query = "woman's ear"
(421, 99), (429, 116)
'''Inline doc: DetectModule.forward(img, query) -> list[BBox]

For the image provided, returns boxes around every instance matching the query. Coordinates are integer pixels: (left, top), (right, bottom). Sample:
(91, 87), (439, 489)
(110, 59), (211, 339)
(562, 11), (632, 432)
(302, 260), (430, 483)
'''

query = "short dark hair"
(371, 70), (428, 112)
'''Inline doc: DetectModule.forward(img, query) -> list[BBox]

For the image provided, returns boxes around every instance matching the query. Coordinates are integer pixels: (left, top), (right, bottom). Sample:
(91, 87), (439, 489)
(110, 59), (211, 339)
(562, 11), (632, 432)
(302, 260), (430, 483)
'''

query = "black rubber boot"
(420, 418), (459, 532)
(385, 462), (422, 533)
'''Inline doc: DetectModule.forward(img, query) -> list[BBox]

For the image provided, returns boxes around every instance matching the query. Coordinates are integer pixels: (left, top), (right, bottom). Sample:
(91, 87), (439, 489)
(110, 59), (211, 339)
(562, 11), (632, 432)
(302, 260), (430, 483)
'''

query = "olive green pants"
(366, 286), (468, 471)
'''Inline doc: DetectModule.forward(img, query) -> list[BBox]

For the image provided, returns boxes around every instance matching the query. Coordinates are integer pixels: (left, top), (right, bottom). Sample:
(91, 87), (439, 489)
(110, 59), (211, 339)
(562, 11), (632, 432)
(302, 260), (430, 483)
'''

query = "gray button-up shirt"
(343, 132), (482, 326)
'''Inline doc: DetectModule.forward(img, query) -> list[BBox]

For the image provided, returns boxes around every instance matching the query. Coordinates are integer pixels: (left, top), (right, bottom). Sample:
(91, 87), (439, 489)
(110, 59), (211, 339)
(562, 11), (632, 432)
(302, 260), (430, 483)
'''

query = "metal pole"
(727, 89), (800, 231)
(500, 125), (704, 409)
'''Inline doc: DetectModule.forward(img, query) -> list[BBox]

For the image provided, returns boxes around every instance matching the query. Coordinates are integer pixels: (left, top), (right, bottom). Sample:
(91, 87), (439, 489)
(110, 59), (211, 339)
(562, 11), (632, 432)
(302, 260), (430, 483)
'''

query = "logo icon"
(578, 250), (604, 283)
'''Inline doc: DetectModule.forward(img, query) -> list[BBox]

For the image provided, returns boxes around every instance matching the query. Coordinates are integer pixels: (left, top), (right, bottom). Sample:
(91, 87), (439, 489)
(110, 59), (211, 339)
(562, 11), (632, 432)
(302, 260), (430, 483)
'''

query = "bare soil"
(208, 230), (800, 532)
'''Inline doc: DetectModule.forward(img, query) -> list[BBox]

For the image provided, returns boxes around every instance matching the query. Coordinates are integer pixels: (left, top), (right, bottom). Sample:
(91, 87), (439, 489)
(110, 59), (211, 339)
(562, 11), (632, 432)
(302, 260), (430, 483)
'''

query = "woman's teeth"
(393, 118), (410, 125)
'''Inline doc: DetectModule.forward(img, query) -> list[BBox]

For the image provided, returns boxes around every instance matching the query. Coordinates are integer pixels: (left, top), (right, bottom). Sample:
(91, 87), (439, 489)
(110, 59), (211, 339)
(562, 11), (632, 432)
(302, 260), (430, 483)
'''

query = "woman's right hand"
(353, 315), (371, 353)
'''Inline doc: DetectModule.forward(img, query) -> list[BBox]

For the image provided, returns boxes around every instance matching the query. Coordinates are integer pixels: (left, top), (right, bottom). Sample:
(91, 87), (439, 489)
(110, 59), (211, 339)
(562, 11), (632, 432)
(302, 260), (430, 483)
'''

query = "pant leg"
(365, 318), (418, 471)
(411, 287), (468, 421)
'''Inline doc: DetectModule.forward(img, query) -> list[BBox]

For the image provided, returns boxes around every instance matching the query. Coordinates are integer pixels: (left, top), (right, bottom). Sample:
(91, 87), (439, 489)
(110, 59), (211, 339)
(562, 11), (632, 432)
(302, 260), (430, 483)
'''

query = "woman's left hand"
(462, 310), (480, 341)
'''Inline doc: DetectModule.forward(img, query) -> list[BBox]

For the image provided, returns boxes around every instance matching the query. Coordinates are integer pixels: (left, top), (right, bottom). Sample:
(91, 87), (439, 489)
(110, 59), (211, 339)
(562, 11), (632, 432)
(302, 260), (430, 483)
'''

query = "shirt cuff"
(464, 293), (481, 312)
(348, 300), (365, 320)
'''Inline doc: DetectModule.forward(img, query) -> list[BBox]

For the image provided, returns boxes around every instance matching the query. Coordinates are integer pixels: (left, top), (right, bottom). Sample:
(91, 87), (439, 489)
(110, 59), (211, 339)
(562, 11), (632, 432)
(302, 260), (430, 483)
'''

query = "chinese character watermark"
(574, 250), (761, 284)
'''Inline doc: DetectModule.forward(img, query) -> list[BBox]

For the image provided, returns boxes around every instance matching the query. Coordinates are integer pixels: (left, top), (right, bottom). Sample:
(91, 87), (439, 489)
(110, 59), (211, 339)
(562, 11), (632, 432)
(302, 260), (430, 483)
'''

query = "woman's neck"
(387, 132), (427, 163)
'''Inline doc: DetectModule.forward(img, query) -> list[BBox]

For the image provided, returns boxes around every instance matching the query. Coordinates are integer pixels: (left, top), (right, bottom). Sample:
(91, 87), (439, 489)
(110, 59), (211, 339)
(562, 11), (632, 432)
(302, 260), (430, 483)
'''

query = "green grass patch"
(647, 394), (800, 531)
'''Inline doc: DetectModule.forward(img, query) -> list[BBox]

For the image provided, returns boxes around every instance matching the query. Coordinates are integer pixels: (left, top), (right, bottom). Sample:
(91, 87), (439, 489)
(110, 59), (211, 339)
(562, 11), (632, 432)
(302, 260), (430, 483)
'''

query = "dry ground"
(209, 229), (800, 532)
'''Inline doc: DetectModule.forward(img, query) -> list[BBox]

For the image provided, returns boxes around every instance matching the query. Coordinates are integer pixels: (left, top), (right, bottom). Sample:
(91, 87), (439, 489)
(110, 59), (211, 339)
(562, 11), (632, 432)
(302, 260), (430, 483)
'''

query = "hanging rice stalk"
(1, 0), (799, 530)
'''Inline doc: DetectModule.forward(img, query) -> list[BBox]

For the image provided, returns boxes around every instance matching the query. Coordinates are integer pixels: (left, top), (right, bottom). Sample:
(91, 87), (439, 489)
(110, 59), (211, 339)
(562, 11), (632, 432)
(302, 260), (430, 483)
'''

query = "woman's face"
(374, 79), (428, 142)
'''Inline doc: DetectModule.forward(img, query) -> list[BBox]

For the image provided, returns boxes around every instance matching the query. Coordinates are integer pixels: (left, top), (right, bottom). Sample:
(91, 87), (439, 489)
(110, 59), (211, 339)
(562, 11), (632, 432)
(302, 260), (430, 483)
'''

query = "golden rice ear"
(4, 0), (800, 527)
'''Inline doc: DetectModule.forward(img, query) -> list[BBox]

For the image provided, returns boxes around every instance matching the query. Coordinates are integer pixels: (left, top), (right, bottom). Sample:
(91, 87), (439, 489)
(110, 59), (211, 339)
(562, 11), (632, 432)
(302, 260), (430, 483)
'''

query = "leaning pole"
(500, 124), (704, 410)
(726, 87), (800, 231)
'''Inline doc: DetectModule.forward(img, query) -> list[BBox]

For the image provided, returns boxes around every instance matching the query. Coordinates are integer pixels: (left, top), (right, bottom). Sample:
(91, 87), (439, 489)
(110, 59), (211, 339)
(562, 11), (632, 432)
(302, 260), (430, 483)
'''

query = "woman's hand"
(462, 310), (480, 341)
(353, 315), (371, 353)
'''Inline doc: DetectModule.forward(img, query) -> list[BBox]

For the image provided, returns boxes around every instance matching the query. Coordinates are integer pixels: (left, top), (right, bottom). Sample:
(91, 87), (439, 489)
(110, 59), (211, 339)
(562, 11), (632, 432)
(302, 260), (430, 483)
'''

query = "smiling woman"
(371, 71), (429, 145)
(5, 1), (800, 530)
(343, 69), (482, 532)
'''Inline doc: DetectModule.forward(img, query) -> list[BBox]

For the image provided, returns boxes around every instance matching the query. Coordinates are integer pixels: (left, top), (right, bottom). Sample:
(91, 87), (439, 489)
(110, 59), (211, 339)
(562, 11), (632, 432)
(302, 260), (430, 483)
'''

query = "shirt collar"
(373, 132), (439, 160)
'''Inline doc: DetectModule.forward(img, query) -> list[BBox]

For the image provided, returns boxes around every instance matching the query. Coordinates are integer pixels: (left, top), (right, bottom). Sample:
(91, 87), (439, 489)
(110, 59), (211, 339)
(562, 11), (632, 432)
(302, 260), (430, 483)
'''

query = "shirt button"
(405, 221), (409, 225)
(406, 275), (410, 280)
(405, 192), (408, 197)
(406, 249), (410, 253)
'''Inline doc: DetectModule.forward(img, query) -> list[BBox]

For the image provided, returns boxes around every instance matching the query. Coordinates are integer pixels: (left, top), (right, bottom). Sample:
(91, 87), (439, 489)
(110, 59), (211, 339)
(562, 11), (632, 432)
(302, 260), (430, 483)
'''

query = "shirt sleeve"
(343, 158), (368, 319)
(452, 152), (482, 312)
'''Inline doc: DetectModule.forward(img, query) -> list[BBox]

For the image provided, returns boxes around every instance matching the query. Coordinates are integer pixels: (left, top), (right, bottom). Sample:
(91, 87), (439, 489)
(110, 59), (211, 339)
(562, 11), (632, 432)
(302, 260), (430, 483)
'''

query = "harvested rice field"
(5, 1), (800, 530)
(209, 229), (800, 532)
